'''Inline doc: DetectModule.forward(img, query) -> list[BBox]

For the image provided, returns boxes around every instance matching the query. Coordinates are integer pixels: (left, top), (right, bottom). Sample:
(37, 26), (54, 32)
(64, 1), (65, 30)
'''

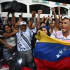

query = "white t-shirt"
(16, 27), (33, 51)
(50, 31), (70, 42)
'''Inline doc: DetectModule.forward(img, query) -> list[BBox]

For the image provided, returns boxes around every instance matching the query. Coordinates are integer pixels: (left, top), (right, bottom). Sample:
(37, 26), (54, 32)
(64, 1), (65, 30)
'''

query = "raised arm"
(45, 17), (48, 24)
(51, 8), (58, 27)
(32, 11), (36, 25)
(32, 11), (36, 19)
(3, 12), (10, 25)
(3, 29), (18, 39)
(37, 10), (42, 30)
(28, 11), (36, 29)
(28, 18), (33, 29)
(4, 12), (10, 21)
(16, 12), (23, 25)
(58, 7), (62, 22)
(11, 12), (16, 30)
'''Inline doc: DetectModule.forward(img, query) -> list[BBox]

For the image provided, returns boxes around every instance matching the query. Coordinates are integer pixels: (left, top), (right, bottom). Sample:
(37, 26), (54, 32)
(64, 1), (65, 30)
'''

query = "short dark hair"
(63, 17), (70, 21)
(3, 24), (12, 32)
(40, 21), (45, 25)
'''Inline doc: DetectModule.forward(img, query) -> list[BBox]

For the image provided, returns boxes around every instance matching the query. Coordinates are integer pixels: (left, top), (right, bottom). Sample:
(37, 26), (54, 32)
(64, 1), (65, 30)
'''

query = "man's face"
(62, 19), (70, 33)
(20, 25), (27, 31)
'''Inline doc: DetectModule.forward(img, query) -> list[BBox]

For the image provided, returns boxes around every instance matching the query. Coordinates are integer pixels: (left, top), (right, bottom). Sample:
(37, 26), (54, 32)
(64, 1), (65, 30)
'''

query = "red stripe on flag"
(34, 57), (70, 70)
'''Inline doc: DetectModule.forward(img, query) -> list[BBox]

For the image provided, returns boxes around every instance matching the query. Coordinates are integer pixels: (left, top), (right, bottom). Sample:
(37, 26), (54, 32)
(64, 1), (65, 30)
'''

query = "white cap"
(20, 21), (27, 26)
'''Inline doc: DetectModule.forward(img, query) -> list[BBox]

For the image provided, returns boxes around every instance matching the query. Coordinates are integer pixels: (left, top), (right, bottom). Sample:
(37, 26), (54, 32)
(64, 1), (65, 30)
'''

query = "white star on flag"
(59, 50), (63, 54)
(56, 54), (61, 58)
(63, 47), (67, 51)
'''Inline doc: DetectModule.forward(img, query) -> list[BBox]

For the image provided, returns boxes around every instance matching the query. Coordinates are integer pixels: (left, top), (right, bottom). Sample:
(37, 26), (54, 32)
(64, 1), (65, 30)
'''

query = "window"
(52, 7), (68, 15)
(1, 2), (27, 13)
(30, 4), (50, 14)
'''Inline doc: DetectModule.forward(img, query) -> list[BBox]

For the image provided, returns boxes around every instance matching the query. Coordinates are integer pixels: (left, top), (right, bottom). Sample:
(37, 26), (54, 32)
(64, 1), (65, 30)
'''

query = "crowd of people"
(0, 6), (70, 70)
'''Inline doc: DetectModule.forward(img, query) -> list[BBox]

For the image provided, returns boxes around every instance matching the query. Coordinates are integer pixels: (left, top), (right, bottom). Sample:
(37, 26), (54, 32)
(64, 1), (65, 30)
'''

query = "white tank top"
(5, 36), (16, 47)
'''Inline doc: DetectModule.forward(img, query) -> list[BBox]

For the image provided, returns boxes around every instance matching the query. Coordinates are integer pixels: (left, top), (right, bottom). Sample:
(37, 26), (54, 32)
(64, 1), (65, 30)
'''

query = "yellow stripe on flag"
(35, 30), (70, 46)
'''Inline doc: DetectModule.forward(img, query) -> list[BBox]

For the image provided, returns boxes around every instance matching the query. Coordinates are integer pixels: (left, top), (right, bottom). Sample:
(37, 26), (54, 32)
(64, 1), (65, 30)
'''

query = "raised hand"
(13, 29), (19, 34)
(32, 11), (36, 17)
(37, 30), (40, 35)
(50, 7), (55, 12)
(7, 45), (13, 49)
(58, 7), (60, 11)
(38, 10), (42, 14)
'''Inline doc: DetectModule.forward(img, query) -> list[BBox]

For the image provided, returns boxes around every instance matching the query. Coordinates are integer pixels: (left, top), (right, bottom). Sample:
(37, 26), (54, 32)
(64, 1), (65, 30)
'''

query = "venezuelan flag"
(33, 30), (70, 70)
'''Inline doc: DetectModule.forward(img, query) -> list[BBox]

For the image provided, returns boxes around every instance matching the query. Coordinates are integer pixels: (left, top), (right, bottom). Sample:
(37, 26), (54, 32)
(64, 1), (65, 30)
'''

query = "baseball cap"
(20, 21), (27, 26)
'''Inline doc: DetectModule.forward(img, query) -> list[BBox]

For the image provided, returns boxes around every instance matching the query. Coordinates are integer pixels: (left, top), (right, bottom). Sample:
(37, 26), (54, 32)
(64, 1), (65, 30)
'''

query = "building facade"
(0, 0), (70, 18)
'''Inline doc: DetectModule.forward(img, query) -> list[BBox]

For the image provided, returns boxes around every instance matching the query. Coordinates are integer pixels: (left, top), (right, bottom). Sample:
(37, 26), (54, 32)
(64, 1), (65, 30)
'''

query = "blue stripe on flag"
(33, 42), (70, 62)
